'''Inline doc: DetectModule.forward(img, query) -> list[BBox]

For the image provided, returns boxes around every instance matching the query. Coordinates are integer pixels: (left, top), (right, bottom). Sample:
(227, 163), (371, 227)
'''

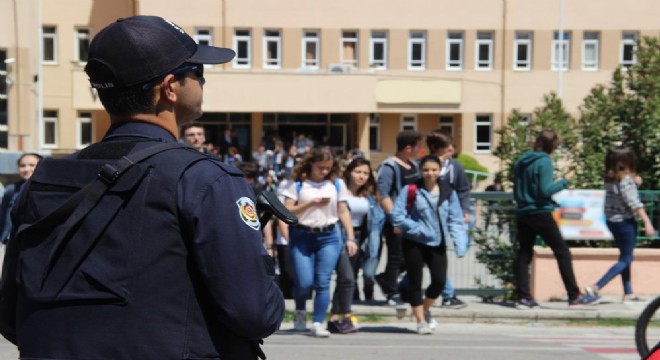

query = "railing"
(450, 190), (660, 297)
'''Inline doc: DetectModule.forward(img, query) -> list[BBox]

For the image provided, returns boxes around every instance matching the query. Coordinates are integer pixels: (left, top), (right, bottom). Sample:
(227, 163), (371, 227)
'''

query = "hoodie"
(513, 151), (569, 215)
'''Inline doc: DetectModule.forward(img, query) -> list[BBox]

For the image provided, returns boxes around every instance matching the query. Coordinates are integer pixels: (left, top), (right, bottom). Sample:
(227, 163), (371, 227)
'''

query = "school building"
(1, 0), (659, 173)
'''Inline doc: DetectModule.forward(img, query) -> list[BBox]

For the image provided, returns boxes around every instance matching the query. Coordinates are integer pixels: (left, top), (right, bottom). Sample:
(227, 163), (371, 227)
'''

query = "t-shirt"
(399, 163), (420, 189)
(282, 178), (349, 228)
(345, 195), (369, 228)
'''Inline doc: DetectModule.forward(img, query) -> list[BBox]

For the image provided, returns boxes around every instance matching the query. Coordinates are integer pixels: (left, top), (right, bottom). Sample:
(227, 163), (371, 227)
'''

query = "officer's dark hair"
(533, 129), (561, 154)
(87, 60), (156, 115)
(396, 130), (424, 152)
(426, 129), (453, 153)
(17, 153), (43, 166)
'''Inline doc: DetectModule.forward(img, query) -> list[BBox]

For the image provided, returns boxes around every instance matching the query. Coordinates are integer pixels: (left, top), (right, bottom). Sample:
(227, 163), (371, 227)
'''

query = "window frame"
(233, 29), (252, 69)
(42, 26), (58, 64)
(551, 31), (570, 71)
(194, 28), (214, 69)
(73, 27), (90, 63)
(446, 31), (464, 71)
(439, 116), (454, 137)
(475, 31), (494, 71)
(340, 31), (359, 68)
(369, 114), (381, 151)
(370, 31), (388, 70)
(400, 114), (418, 131)
(263, 29), (282, 69)
(582, 31), (599, 71)
(408, 31), (426, 71)
(620, 32), (638, 67)
(43, 110), (58, 148)
(513, 32), (532, 71)
(474, 114), (492, 153)
(301, 30), (320, 69)
(76, 112), (93, 149)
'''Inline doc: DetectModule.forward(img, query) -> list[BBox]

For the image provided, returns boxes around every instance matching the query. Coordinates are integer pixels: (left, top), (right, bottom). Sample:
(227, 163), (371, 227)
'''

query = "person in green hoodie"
(513, 129), (601, 309)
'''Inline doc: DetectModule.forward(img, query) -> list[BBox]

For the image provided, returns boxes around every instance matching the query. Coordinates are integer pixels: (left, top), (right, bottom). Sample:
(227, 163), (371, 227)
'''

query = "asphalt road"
(263, 322), (644, 360)
(0, 322), (650, 359)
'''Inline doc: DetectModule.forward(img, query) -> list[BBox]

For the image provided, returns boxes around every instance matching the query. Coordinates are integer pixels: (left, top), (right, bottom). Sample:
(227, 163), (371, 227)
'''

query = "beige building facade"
(1, 0), (659, 173)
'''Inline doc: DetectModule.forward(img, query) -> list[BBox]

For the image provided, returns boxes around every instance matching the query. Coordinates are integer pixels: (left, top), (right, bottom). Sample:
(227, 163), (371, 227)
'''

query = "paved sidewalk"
(284, 295), (649, 323)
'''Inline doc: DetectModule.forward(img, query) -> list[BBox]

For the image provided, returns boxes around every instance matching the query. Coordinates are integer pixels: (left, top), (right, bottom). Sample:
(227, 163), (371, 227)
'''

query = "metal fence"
(450, 190), (660, 297)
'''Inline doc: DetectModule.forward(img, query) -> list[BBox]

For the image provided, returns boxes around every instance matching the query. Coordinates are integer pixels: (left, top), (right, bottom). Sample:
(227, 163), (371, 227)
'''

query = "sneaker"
(515, 298), (540, 310)
(584, 285), (599, 297)
(441, 296), (468, 310)
(339, 317), (359, 334)
(311, 322), (330, 338)
(388, 294), (407, 309)
(423, 310), (437, 330)
(417, 321), (432, 335)
(294, 310), (307, 331)
(623, 294), (644, 304)
(326, 320), (342, 334)
(569, 293), (601, 307)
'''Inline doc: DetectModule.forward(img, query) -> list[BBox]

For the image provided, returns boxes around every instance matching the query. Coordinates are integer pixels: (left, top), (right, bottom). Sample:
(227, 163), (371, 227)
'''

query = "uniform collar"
(103, 122), (178, 143)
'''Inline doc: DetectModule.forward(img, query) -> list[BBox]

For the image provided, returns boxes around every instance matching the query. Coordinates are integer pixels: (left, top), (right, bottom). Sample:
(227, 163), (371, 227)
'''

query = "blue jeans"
(289, 226), (342, 323)
(596, 219), (637, 295)
(442, 277), (454, 298)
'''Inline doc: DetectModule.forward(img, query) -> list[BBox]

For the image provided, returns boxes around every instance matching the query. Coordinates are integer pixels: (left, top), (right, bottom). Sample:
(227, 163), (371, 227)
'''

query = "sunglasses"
(141, 64), (204, 91)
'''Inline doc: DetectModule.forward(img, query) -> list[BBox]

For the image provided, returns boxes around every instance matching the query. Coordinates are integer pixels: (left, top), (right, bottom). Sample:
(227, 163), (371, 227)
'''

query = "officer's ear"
(159, 74), (178, 103)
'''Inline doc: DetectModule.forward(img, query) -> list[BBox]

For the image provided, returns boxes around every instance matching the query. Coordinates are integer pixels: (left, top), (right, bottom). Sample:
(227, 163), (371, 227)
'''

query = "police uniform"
(0, 122), (284, 359)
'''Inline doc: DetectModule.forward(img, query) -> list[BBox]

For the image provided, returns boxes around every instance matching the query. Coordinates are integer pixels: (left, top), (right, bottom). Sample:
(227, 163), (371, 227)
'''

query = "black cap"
(85, 16), (235, 89)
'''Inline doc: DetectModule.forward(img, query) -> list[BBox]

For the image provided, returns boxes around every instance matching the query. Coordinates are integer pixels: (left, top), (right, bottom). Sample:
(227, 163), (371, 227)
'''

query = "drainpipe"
(37, 0), (43, 152)
(13, 0), (22, 150)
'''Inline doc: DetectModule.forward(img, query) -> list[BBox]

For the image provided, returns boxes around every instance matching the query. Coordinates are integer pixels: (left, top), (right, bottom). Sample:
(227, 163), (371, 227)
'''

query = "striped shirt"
(604, 175), (644, 222)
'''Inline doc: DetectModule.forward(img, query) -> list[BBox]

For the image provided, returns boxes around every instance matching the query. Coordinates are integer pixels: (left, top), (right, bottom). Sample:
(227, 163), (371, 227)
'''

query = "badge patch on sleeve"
(236, 197), (260, 231)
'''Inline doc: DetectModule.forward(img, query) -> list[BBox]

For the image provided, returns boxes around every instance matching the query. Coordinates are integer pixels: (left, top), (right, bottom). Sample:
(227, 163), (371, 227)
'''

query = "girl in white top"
(282, 147), (356, 338)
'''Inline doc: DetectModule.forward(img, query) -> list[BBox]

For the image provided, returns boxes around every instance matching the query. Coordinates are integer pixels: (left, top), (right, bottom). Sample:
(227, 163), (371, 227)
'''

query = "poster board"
(551, 189), (614, 240)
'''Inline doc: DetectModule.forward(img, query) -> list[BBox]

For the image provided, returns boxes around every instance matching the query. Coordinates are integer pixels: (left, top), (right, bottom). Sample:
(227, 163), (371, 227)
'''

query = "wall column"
(356, 113), (370, 159)
(251, 112), (263, 152)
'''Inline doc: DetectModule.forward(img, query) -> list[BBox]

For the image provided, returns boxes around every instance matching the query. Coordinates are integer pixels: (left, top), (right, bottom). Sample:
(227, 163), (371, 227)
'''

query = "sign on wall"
(552, 189), (614, 240)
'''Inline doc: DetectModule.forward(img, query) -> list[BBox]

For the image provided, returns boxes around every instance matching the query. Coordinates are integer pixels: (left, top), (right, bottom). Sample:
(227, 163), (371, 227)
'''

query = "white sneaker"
(310, 322), (330, 338)
(294, 310), (307, 331)
(423, 310), (437, 330)
(417, 321), (432, 335)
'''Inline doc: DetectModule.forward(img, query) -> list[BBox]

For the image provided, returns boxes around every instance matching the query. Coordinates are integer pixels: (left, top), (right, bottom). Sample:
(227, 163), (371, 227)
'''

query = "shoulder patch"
(236, 197), (260, 231)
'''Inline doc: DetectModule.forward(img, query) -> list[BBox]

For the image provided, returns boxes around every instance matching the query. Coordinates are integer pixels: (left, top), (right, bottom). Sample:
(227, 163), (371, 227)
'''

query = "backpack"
(406, 183), (418, 216)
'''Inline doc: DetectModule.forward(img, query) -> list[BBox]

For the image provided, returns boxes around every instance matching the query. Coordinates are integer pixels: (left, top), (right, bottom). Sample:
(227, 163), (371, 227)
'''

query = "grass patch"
(565, 318), (659, 327)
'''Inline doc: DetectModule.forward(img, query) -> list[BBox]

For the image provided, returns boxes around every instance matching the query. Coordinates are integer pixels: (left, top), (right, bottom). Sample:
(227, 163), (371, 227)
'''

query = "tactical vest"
(9, 139), (259, 360)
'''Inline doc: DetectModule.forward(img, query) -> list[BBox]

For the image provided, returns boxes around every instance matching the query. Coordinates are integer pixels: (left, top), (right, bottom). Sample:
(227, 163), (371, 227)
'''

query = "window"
(194, 29), (214, 68)
(43, 110), (58, 147)
(42, 26), (57, 64)
(341, 31), (358, 68)
(370, 31), (387, 69)
(439, 116), (454, 136)
(582, 32), (599, 71)
(475, 32), (494, 70)
(446, 32), (464, 71)
(475, 115), (492, 152)
(302, 31), (320, 69)
(401, 114), (417, 131)
(77, 112), (92, 148)
(408, 31), (426, 71)
(74, 28), (90, 63)
(233, 29), (251, 68)
(514, 32), (532, 70)
(621, 32), (638, 67)
(263, 30), (281, 69)
(369, 114), (380, 151)
(552, 31), (570, 71)
(0, 50), (7, 148)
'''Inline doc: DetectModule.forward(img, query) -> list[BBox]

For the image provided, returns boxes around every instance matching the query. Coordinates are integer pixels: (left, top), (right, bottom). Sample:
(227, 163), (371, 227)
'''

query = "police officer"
(0, 16), (283, 359)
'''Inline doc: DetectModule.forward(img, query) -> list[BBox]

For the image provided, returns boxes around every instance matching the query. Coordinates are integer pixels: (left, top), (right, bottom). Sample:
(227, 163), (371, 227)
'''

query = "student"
(391, 156), (467, 334)
(375, 130), (424, 308)
(425, 129), (470, 309)
(328, 157), (384, 334)
(513, 129), (600, 308)
(283, 147), (356, 338)
(0, 153), (43, 245)
(585, 148), (655, 302)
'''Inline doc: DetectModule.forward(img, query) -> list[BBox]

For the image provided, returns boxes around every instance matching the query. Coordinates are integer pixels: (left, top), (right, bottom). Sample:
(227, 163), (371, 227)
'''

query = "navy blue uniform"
(0, 122), (283, 359)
